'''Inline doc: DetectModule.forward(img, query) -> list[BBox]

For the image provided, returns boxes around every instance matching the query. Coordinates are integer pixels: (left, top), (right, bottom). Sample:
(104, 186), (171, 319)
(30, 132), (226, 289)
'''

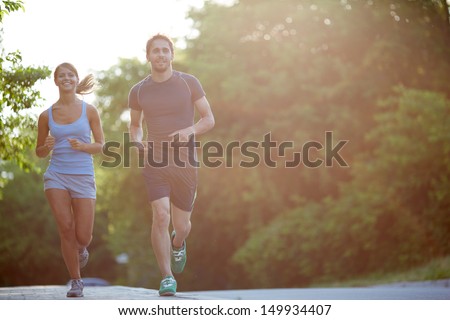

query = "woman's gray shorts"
(44, 170), (96, 199)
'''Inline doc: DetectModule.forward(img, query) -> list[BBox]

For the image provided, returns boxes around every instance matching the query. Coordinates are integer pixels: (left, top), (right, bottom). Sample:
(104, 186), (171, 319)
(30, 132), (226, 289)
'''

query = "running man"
(128, 34), (215, 296)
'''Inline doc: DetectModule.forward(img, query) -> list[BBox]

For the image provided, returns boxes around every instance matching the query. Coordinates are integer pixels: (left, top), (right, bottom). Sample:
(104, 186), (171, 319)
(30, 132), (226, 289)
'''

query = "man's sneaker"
(171, 231), (187, 274)
(67, 279), (84, 298)
(79, 248), (89, 269)
(159, 276), (177, 296)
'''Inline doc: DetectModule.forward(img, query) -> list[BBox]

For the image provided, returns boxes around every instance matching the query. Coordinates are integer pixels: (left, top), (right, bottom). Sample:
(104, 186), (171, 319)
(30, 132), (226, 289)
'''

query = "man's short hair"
(146, 34), (174, 56)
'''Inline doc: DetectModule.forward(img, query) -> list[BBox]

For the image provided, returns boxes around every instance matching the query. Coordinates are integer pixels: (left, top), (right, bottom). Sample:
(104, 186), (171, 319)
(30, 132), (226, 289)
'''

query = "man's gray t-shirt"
(128, 70), (205, 166)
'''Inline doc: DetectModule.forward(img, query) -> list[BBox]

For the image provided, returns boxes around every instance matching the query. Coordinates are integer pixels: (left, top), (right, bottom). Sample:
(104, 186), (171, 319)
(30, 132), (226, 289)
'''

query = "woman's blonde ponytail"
(76, 74), (95, 95)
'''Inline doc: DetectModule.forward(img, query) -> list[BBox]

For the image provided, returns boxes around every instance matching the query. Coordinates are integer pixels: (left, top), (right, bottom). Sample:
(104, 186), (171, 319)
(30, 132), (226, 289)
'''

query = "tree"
(3, 0), (448, 289)
(0, 0), (119, 286)
(0, 0), (51, 194)
(91, 0), (450, 290)
(94, 58), (161, 287)
(233, 87), (450, 287)
(0, 161), (64, 286)
(182, 0), (450, 288)
(0, 0), (23, 20)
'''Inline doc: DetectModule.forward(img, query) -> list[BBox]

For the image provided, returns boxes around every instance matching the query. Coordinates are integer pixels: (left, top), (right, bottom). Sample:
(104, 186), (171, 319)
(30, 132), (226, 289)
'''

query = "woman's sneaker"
(171, 231), (187, 274)
(79, 248), (89, 269)
(67, 279), (84, 298)
(159, 276), (177, 296)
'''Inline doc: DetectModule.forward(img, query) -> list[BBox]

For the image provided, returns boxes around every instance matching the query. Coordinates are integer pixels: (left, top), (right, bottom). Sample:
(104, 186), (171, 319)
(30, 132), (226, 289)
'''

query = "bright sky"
(1, 0), (217, 108)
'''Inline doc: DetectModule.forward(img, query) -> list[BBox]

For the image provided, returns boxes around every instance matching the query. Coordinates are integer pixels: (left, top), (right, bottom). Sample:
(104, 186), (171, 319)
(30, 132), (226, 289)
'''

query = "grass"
(312, 255), (450, 288)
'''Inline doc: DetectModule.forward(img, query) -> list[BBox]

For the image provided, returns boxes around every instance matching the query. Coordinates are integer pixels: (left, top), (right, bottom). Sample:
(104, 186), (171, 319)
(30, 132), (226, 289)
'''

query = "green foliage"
(2, 0), (450, 289)
(1, 0), (51, 192)
(369, 87), (450, 253)
(233, 88), (450, 287)
(94, 58), (160, 287)
(95, 58), (148, 135)
(0, 162), (64, 285)
(0, 161), (118, 286)
(183, 0), (450, 289)
(0, 0), (116, 286)
(0, 51), (51, 171)
(0, 0), (24, 22)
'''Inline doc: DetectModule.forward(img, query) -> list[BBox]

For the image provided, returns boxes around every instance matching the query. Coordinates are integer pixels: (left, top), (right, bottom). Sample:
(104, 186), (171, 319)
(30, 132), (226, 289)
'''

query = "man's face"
(147, 39), (173, 73)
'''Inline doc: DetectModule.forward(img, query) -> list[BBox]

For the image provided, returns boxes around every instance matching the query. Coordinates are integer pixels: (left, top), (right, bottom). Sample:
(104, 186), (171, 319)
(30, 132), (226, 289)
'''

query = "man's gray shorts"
(44, 170), (96, 199)
(142, 165), (197, 212)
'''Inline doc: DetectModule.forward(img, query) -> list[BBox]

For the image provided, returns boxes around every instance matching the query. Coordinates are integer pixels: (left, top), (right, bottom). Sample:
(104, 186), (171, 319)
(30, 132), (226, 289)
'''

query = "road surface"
(0, 278), (449, 300)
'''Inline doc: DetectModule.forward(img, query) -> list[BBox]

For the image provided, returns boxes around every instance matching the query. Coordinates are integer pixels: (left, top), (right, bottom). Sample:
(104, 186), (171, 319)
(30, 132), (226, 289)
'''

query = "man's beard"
(152, 60), (169, 73)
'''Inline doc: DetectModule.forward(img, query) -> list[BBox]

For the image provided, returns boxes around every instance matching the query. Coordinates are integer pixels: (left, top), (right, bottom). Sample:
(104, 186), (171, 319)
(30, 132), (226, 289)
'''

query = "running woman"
(36, 62), (105, 298)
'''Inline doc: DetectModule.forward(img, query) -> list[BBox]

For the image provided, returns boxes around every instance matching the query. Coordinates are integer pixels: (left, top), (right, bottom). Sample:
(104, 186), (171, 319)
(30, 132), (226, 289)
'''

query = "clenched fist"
(44, 135), (55, 151)
(68, 138), (85, 151)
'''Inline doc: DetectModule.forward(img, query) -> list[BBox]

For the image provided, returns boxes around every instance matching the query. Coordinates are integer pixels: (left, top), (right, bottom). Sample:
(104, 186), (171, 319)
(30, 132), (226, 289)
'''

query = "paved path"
(1, 279), (449, 300)
(0, 285), (219, 300)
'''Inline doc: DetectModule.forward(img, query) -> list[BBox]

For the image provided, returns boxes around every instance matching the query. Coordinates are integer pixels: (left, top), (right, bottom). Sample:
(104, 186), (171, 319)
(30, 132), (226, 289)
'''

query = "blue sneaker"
(171, 231), (187, 274)
(159, 276), (177, 296)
